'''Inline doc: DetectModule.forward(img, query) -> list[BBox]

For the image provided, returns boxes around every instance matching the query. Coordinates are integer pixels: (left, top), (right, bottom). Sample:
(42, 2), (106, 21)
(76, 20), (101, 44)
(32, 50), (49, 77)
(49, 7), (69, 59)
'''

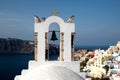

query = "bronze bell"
(50, 30), (58, 41)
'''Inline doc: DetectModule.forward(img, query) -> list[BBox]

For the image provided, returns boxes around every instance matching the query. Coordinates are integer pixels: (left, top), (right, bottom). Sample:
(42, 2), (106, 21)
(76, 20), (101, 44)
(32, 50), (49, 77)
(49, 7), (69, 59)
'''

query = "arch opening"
(45, 23), (60, 61)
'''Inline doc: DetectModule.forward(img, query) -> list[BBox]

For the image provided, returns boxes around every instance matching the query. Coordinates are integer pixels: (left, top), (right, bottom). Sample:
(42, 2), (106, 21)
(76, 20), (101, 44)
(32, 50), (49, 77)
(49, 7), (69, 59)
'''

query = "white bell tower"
(14, 10), (86, 80)
(34, 10), (75, 62)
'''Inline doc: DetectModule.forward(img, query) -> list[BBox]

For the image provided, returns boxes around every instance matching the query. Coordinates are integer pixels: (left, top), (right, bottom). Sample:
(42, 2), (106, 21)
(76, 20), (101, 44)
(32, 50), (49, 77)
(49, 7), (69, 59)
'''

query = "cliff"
(0, 38), (59, 54)
(0, 38), (34, 54)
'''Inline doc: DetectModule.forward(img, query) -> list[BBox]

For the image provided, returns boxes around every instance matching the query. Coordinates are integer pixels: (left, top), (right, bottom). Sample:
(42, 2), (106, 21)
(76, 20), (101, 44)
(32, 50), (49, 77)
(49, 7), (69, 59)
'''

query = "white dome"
(21, 65), (84, 80)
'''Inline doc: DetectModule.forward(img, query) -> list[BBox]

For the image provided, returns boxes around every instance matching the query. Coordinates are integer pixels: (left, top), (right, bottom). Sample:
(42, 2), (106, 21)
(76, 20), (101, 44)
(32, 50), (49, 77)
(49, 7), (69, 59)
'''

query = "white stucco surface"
(28, 60), (80, 73)
(18, 65), (84, 80)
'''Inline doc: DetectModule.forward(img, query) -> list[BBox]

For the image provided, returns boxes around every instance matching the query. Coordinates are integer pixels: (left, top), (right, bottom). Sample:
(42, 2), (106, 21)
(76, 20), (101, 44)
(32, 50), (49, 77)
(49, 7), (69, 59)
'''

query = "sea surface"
(0, 54), (34, 80)
(0, 46), (109, 80)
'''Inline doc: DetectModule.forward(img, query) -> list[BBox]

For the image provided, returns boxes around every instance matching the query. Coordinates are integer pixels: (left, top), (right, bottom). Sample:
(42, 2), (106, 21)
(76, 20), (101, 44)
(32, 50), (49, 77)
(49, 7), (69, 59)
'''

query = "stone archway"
(34, 16), (75, 62)
(45, 23), (60, 60)
(44, 16), (65, 61)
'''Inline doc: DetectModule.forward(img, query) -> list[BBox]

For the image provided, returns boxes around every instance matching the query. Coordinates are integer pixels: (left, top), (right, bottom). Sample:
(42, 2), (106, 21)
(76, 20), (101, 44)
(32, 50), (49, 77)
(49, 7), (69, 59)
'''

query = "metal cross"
(52, 9), (59, 16)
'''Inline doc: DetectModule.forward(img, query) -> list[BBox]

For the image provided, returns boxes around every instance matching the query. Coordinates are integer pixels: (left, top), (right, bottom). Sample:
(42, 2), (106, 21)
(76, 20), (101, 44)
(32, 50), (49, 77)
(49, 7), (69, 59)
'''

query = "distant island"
(0, 38), (34, 54)
(0, 38), (59, 54)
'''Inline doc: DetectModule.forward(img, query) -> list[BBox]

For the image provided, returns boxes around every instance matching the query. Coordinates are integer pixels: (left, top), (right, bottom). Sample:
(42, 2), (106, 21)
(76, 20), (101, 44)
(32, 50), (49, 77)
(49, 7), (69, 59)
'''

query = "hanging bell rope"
(49, 30), (59, 41)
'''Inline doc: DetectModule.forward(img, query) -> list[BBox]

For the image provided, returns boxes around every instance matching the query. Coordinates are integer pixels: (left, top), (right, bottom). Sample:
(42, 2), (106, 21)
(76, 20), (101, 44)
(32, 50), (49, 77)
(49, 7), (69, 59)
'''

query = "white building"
(14, 11), (89, 80)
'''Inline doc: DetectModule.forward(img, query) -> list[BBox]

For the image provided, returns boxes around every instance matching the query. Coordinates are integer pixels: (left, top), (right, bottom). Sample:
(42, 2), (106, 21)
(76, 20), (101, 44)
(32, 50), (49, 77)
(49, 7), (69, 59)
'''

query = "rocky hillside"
(0, 38), (60, 54)
(0, 38), (34, 54)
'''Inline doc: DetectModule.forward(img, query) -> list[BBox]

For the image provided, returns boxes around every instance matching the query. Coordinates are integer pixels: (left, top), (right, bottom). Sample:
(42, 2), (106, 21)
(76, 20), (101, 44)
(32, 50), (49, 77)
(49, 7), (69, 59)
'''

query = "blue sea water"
(75, 45), (109, 51)
(0, 54), (34, 80)
(0, 46), (109, 80)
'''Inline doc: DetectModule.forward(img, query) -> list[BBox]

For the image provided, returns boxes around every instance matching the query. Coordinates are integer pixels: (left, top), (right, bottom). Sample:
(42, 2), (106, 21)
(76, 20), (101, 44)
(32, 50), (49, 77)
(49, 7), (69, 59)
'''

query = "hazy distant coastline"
(0, 38), (34, 54)
(0, 38), (59, 54)
(0, 38), (109, 54)
(75, 45), (109, 51)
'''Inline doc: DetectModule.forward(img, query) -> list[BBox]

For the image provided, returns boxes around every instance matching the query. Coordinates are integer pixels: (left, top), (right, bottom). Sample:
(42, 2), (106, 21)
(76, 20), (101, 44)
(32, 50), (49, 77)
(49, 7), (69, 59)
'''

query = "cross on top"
(52, 9), (59, 16)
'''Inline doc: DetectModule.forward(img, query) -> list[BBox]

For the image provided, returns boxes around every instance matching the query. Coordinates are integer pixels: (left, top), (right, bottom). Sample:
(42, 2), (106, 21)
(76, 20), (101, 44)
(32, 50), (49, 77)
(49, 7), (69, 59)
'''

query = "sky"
(0, 0), (120, 46)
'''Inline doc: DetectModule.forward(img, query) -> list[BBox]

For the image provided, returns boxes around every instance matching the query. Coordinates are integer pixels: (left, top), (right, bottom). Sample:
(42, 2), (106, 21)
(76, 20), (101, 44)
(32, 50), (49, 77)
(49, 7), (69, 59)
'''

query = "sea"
(0, 46), (109, 80)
